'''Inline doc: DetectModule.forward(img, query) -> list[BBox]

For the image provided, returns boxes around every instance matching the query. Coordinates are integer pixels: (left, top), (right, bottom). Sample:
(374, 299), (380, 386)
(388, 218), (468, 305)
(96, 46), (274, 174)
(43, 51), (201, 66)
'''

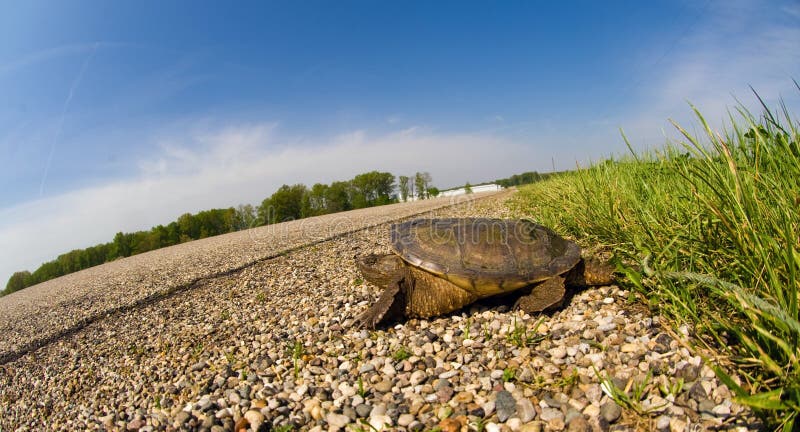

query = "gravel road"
(0, 191), (758, 431)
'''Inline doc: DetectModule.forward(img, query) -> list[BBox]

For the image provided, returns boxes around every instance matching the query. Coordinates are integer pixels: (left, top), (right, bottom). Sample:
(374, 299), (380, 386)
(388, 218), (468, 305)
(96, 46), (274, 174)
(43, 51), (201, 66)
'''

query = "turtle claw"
(513, 276), (566, 313)
(357, 277), (406, 329)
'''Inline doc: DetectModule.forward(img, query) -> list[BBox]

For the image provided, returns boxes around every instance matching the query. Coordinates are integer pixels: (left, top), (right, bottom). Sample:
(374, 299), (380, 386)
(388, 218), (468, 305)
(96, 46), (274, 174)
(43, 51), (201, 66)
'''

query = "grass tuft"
(509, 92), (800, 429)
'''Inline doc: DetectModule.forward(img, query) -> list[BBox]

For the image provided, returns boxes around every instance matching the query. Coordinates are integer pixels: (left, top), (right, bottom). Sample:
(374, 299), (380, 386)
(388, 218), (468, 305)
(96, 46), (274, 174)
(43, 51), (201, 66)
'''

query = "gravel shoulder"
(0, 192), (759, 431)
(0, 193), (497, 364)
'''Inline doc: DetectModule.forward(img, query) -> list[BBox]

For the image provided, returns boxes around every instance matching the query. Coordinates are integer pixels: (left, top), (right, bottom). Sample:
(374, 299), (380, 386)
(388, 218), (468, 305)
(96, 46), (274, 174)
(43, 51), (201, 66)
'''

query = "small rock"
(438, 417), (462, 432)
(398, 413), (415, 427)
(410, 370), (427, 385)
(495, 391), (517, 422)
(712, 404), (731, 417)
(547, 417), (566, 431)
(374, 379), (392, 393)
(506, 417), (522, 430)
(669, 417), (687, 432)
(244, 410), (264, 429)
(519, 422), (543, 432)
(439, 370), (458, 379)
(189, 361), (207, 372)
(437, 385), (455, 403)
(126, 419), (145, 430)
(550, 347), (567, 360)
(174, 411), (191, 426)
(356, 404), (372, 418)
(600, 402), (621, 423)
(408, 420), (424, 432)
(516, 398), (536, 423)
(454, 391), (473, 404)
(539, 407), (562, 422)
(326, 413), (350, 431)
(566, 415), (590, 432)
(676, 364), (701, 382)
(369, 413), (392, 430)
(485, 423), (501, 432)
(688, 382), (707, 400)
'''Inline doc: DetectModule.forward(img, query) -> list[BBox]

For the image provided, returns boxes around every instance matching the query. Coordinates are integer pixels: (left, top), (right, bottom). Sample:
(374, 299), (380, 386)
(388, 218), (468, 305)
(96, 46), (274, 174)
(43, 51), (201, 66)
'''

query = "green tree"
(177, 213), (200, 240)
(325, 181), (352, 213)
(398, 175), (410, 202)
(110, 232), (135, 258)
(465, 182), (473, 194)
(496, 171), (545, 187)
(262, 184), (308, 224)
(305, 183), (329, 216)
(351, 171), (395, 208)
(427, 186), (440, 197)
(4, 271), (31, 295)
(414, 172), (425, 200)
(257, 197), (273, 226)
(232, 204), (257, 230)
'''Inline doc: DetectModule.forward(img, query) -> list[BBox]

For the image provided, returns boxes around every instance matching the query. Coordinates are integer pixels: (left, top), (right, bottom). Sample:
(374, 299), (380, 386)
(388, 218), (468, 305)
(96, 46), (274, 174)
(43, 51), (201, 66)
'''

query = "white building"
(439, 183), (502, 197)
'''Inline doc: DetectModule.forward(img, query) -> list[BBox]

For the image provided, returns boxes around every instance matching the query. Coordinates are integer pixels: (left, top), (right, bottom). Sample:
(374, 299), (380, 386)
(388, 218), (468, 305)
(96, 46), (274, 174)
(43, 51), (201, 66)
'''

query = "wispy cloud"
(619, 0), (800, 147)
(39, 43), (99, 196)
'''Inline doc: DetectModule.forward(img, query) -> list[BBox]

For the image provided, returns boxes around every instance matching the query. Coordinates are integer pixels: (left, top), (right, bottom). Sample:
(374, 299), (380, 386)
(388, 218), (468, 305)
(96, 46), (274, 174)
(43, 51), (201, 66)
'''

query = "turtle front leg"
(357, 277), (407, 329)
(513, 276), (566, 313)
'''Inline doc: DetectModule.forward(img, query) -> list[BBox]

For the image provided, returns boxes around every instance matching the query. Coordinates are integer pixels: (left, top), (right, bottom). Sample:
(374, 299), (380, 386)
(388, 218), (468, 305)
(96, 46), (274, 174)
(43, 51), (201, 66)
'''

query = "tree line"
(2, 170), (439, 296)
(494, 171), (554, 188)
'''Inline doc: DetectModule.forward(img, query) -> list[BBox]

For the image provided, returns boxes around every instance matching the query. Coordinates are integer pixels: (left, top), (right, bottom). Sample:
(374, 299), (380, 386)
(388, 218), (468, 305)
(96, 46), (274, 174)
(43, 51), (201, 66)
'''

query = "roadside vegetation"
(508, 91), (800, 429)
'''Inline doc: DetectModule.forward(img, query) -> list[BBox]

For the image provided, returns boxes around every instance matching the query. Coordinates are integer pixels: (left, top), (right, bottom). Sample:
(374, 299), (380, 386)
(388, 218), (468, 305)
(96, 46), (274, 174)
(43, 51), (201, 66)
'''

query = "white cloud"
(0, 124), (551, 285)
(619, 1), (800, 149)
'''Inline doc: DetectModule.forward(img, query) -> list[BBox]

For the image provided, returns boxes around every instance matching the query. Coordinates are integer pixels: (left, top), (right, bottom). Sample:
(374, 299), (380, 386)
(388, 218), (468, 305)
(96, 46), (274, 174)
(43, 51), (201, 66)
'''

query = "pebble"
(374, 379), (392, 393)
(438, 418), (461, 432)
(600, 401), (622, 423)
(398, 413), (415, 427)
(516, 397), (536, 422)
(326, 413), (350, 430)
(566, 415), (590, 432)
(540, 407), (562, 422)
(243, 410), (264, 430)
(495, 391), (517, 422)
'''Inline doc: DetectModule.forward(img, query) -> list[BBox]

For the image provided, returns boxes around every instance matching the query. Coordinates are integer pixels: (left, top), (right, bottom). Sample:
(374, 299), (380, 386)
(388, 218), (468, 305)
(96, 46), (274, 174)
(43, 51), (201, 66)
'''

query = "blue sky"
(1, 0), (799, 286)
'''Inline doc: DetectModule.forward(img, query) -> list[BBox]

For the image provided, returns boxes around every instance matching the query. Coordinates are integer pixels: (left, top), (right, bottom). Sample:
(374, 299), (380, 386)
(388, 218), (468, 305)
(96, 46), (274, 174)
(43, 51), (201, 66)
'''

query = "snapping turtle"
(356, 218), (614, 328)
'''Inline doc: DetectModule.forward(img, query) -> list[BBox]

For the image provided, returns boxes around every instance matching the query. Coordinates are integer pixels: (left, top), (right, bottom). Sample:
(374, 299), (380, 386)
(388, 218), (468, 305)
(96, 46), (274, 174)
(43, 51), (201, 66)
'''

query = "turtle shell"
(391, 218), (581, 296)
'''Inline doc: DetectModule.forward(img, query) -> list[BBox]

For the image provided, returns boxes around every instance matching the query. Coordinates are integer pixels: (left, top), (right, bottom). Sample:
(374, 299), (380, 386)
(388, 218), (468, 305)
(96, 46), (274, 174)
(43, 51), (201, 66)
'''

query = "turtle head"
(356, 253), (406, 288)
(565, 257), (616, 287)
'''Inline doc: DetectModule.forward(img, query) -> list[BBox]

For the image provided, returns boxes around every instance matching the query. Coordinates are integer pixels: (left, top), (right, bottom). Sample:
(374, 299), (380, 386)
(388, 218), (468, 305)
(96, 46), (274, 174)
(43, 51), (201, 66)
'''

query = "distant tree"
(398, 175), (410, 202)
(257, 197), (273, 226)
(4, 271), (31, 295)
(165, 222), (181, 245)
(414, 172), (427, 199)
(325, 181), (352, 213)
(232, 204), (257, 230)
(495, 171), (545, 187)
(177, 213), (200, 241)
(263, 184), (307, 224)
(464, 182), (473, 194)
(305, 183), (329, 216)
(427, 186), (440, 197)
(351, 171), (395, 208)
(110, 232), (135, 258)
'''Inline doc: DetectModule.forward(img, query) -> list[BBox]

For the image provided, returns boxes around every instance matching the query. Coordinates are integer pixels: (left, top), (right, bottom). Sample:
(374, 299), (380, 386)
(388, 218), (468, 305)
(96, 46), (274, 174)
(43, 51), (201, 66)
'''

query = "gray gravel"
(0, 193), (491, 364)
(0, 191), (762, 431)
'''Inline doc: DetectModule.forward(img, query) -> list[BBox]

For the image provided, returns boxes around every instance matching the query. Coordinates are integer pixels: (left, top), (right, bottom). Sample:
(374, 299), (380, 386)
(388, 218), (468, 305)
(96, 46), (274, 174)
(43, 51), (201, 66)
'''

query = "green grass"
(508, 91), (800, 430)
